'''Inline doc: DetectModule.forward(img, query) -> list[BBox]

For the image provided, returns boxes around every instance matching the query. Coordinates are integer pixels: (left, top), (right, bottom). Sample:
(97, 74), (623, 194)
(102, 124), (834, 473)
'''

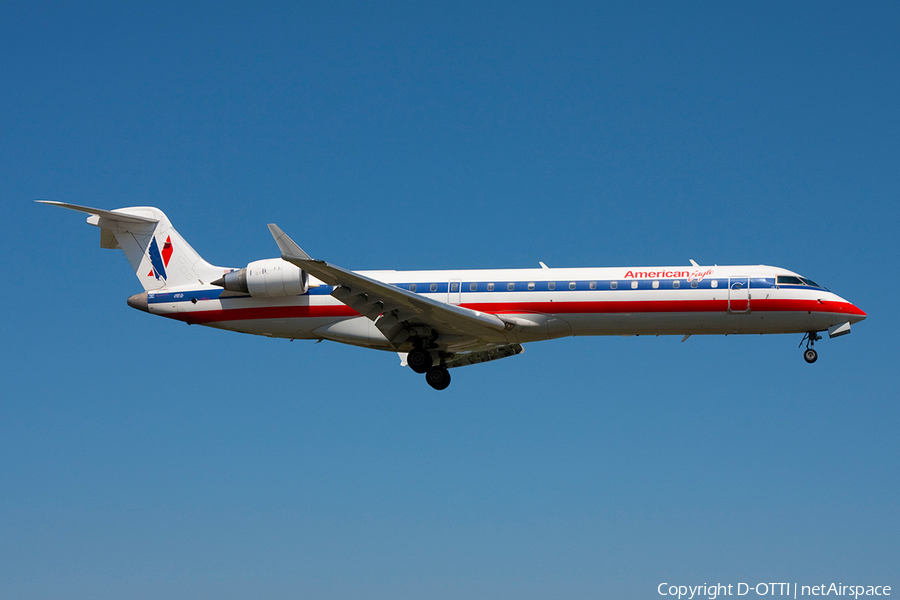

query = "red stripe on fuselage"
(465, 298), (861, 315)
(167, 297), (862, 325)
(166, 304), (358, 324)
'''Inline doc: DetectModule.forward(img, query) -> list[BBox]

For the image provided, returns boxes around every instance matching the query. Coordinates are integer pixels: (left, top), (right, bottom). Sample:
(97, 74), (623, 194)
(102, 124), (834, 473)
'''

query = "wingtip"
(267, 223), (311, 261)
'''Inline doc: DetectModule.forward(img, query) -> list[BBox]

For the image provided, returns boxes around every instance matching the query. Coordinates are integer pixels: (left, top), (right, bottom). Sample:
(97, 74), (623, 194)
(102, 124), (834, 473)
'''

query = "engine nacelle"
(213, 258), (309, 297)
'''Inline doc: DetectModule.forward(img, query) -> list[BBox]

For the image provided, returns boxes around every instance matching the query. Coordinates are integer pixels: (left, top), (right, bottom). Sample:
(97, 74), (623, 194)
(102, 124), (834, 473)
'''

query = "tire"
(425, 367), (451, 390)
(407, 348), (432, 374)
(804, 348), (818, 364)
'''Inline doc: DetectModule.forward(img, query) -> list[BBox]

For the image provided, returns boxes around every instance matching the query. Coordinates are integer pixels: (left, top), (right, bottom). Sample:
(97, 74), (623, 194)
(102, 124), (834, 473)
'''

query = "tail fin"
(39, 201), (227, 290)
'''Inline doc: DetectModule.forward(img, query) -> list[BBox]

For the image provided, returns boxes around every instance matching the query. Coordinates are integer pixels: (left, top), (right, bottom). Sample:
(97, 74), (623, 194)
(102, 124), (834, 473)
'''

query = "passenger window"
(652, 281), (659, 289)
(507, 282), (515, 291)
(711, 280), (718, 288)
(409, 283), (417, 292)
(610, 281), (618, 289)
(691, 280), (698, 288)
(569, 282), (576, 290)
(673, 280), (680, 288)
(589, 281), (596, 290)
(470, 282), (477, 291)
(548, 282), (556, 290)
(631, 281), (638, 289)
(430, 283), (437, 292)
(487, 283), (495, 291)
(527, 282), (535, 290)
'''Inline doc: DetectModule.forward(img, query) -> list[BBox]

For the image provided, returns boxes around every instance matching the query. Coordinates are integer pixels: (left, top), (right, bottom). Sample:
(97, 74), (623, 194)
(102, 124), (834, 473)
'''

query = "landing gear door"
(448, 279), (461, 305)
(728, 276), (750, 313)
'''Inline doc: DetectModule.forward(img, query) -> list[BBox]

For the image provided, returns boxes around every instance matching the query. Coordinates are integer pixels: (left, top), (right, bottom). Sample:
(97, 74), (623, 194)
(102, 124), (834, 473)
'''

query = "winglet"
(267, 224), (312, 261)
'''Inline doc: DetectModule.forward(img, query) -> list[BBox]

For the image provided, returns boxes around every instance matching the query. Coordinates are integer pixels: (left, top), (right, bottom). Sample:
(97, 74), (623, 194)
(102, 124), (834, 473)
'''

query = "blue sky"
(2, 2), (898, 598)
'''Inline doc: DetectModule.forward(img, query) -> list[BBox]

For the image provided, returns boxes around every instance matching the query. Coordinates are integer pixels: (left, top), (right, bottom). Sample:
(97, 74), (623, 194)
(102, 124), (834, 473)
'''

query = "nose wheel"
(799, 331), (822, 364)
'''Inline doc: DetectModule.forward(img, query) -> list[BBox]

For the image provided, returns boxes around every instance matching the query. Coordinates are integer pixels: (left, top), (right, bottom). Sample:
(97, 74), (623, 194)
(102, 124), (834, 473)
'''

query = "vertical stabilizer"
(39, 201), (227, 290)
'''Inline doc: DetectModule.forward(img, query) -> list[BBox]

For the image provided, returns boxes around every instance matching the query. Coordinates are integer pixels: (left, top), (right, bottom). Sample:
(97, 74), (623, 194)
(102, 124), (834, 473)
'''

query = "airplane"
(41, 201), (867, 390)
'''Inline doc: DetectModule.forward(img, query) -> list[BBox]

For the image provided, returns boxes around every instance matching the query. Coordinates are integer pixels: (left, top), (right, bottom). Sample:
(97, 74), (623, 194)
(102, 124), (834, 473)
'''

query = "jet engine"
(212, 258), (309, 297)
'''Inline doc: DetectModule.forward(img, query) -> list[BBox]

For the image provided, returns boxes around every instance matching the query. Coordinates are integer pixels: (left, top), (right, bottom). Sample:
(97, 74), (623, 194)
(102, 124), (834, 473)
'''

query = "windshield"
(799, 277), (821, 288)
(777, 275), (826, 290)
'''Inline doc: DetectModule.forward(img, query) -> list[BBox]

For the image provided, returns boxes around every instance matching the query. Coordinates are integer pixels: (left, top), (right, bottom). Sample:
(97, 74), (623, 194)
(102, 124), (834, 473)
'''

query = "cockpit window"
(777, 275), (823, 288)
(777, 275), (804, 285)
(800, 277), (821, 288)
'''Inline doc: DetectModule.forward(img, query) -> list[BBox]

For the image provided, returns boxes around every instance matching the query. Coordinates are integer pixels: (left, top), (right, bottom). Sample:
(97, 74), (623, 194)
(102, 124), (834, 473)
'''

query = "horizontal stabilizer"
(37, 200), (160, 225)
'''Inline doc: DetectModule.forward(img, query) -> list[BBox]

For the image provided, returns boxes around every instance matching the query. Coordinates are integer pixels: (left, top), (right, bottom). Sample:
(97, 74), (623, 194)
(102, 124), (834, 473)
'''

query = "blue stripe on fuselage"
(150, 277), (819, 304)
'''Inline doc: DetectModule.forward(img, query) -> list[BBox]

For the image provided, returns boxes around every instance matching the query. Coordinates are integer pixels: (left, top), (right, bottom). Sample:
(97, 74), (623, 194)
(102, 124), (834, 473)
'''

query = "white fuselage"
(144, 264), (866, 353)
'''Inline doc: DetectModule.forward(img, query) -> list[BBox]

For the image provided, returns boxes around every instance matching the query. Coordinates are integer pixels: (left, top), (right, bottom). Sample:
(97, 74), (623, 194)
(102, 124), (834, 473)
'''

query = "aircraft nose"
(848, 303), (866, 323)
(127, 292), (149, 312)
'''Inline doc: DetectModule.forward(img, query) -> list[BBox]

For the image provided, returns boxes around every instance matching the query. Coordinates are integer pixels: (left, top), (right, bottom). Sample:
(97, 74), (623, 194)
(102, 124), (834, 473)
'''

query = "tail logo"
(147, 236), (173, 280)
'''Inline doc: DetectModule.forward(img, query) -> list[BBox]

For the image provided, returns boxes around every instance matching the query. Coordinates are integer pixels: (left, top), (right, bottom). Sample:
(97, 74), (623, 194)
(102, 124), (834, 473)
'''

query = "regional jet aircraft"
(42, 202), (867, 390)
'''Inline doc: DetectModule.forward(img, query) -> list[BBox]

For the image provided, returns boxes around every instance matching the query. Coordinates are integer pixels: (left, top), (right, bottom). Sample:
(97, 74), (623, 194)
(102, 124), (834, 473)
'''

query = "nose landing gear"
(799, 331), (822, 363)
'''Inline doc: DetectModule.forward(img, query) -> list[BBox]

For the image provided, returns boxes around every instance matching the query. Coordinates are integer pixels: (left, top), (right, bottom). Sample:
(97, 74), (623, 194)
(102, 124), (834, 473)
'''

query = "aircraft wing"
(268, 224), (517, 348)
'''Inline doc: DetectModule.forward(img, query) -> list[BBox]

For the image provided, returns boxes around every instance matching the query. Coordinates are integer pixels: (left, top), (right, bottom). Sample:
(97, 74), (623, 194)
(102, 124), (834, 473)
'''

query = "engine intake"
(212, 258), (308, 297)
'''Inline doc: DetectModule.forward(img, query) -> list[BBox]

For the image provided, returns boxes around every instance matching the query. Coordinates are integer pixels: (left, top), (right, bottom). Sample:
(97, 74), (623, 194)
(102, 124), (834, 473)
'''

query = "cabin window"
(569, 282), (576, 290)
(409, 283), (417, 292)
(610, 281), (618, 289)
(487, 283), (495, 291)
(673, 280), (680, 289)
(589, 281), (597, 290)
(470, 282), (477, 291)
(548, 282), (556, 290)
(527, 282), (535, 290)
(507, 282), (515, 291)
(711, 280), (718, 288)
(631, 281), (638, 289)
(691, 280), (698, 288)
(652, 280), (659, 289)
(777, 275), (804, 286)
(430, 283), (438, 292)
(450, 282), (459, 292)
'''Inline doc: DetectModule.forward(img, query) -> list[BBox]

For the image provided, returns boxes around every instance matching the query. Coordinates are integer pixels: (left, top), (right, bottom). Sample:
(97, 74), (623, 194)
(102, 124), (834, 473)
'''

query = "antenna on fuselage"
(689, 259), (699, 267)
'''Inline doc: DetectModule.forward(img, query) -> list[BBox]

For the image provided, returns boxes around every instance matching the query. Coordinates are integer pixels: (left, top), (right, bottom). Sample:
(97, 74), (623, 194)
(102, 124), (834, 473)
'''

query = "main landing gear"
(406, 348), (432, 374)
(407, 347), (451, 390)
(799, 331), (822, 364)
(425, 366), (451, 390)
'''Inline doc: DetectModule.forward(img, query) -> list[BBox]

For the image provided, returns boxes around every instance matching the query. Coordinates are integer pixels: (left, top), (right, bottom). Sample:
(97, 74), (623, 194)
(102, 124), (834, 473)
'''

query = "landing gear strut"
(425, 366), (451, 391)
(799, 331), (822, 364)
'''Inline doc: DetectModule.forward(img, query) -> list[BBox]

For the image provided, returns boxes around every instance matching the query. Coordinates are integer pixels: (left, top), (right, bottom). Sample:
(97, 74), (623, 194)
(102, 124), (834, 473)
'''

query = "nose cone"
(847, 302), (866, 323)
(127, 292), (149, 312)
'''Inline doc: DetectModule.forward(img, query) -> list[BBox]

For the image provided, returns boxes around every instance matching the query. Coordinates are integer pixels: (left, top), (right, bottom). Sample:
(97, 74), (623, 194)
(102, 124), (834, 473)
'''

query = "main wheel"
(407, 348), (432, 374)
(804, 348), (818, 364)
(425, 366), (451, 390)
